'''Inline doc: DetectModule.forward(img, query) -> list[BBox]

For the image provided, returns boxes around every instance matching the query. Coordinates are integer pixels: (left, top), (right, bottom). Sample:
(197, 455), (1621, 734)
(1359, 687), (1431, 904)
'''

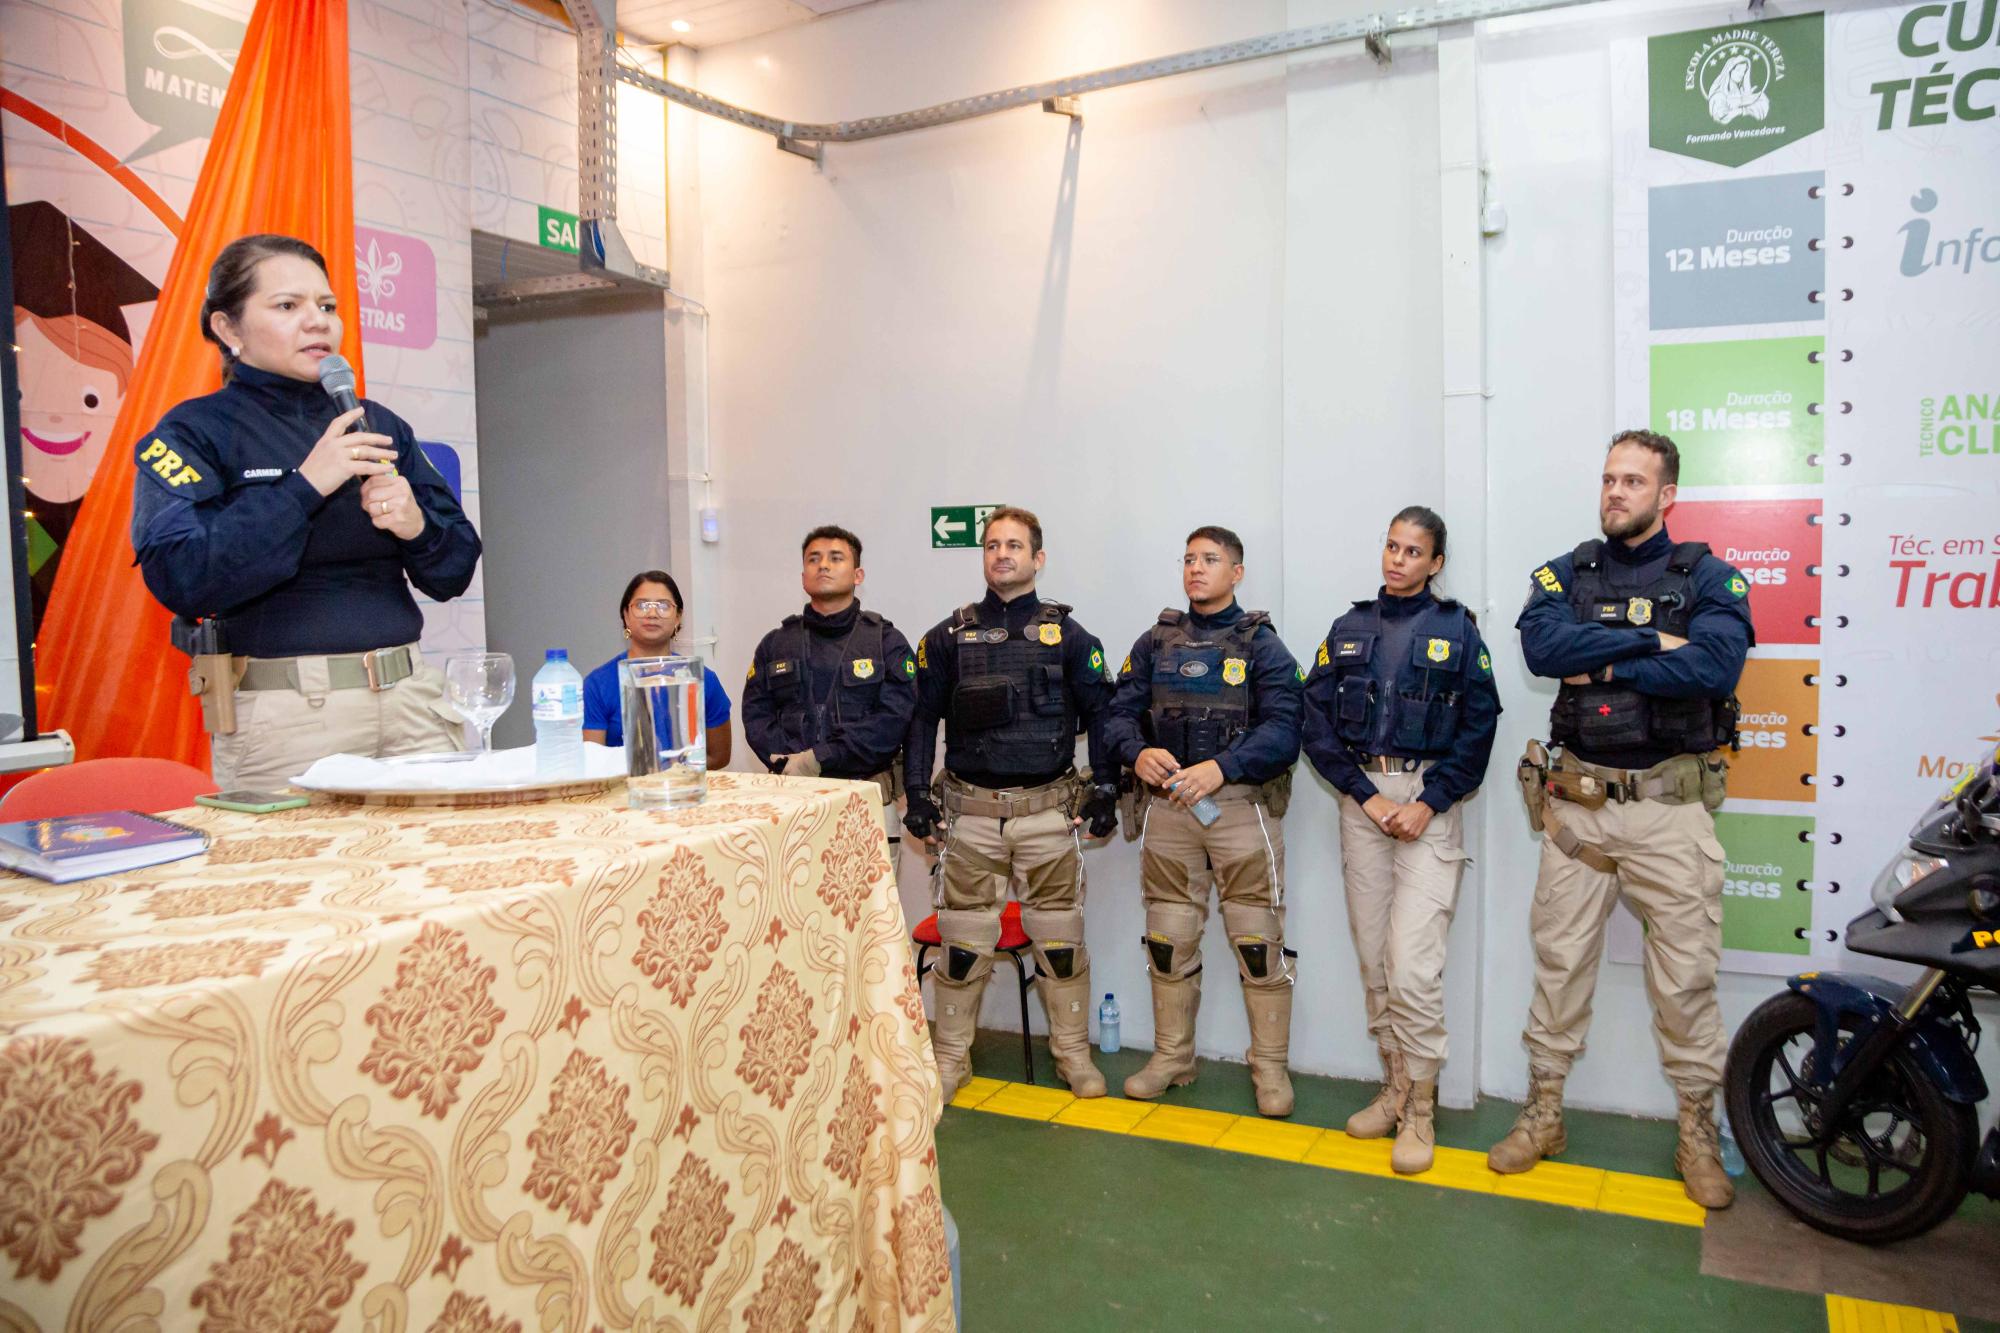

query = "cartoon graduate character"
(9, 201), (159, 628)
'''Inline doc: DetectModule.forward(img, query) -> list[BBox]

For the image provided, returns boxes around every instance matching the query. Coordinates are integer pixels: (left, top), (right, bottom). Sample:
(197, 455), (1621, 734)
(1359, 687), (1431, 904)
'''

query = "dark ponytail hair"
(1390, 505), (1450, 593)
(201, 234), (330, 381)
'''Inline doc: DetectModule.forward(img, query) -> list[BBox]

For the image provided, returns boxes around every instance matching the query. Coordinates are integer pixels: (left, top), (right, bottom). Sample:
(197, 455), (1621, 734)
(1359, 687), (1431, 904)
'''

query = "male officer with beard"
(904, 507), (1119, 1101)
(1489, 430), (1752, 1210)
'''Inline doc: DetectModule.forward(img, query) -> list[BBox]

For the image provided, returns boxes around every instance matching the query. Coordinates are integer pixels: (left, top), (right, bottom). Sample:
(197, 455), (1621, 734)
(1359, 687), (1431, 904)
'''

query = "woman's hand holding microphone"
(297, 406), (427, 541)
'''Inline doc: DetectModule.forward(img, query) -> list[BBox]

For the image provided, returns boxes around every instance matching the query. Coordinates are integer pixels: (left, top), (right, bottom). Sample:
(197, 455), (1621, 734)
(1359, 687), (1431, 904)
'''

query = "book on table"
(0, 811), (210, 883)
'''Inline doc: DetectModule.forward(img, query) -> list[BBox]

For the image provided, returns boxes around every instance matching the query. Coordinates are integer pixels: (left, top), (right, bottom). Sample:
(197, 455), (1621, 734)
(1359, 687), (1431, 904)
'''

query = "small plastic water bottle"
(1097, 993), (1121, 1053)
(1719, 1108), (1746, 1177)
(532, 649), (585, 779)
(1170, 779), (1223, 827)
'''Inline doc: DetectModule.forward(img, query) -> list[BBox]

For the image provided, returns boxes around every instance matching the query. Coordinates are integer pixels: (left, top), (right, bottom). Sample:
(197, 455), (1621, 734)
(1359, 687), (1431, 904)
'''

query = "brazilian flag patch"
(1728, 575), (1749, 598)
(1088, 647), (1103, 672)
(1477, 650), (1492, 677)
(903, 657), (917, 678)
(1295, 665), (1307, 682)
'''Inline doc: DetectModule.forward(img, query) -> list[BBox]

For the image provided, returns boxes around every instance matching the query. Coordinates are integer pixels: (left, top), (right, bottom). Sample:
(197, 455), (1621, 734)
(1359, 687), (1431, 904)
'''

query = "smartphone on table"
(195, 790), (311, 814)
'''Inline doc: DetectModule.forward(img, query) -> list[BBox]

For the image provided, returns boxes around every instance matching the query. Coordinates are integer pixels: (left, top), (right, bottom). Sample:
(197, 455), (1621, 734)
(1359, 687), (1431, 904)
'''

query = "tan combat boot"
(1244, 983), (1294, 1118)
(1037, 971), (1107, 1098)
(928, 972), (989, 1104)
(1487, 1067), (1567, 1173)
(1345, 1045), (1409, 1139)
(1392, 1078), (1438, 1174)
(1675, 1087), (1736, 1209)
(1124, 971), (1201, 1099)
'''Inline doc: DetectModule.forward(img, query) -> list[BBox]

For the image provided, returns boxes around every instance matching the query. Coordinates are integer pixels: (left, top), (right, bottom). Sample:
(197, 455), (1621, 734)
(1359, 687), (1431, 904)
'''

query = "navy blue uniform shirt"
(1103, 601), (1303, 785)
(1302, 586), (1503, 813)
(1516, 526), (1753, 766)
(740, 602), (917, 778)
(905, 589), (1114, 795)
(130, 363), (479, 657)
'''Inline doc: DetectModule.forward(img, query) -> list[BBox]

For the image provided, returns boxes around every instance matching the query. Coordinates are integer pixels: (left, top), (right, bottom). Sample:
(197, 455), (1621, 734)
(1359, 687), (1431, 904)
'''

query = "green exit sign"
(538, 205), (579, 254)
(931, 505), (999, 549)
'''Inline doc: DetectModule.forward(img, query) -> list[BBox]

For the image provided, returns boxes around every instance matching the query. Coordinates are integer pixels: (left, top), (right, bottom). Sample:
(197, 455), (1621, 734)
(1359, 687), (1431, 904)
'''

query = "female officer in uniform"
(132, 234), (481, 788)
(1302, 506), (1500, 1175)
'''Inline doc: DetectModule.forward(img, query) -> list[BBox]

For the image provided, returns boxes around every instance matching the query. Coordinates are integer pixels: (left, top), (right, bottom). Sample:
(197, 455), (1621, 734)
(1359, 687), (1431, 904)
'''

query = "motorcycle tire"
(1724, 992), (1978, 1245)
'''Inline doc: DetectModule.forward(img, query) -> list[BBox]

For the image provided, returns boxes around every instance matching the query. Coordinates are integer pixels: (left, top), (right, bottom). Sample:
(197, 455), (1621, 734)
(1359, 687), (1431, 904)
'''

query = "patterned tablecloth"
(0, 772), (950, 1332)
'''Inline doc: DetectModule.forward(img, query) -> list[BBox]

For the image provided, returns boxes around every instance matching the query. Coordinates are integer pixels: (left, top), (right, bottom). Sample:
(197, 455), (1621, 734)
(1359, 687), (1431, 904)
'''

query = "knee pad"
(937, 908), (1002, 984)
(1223, 903), (1293, 988)
(1141, 902), (1205, 981)
(1020, 906), (1089, 982)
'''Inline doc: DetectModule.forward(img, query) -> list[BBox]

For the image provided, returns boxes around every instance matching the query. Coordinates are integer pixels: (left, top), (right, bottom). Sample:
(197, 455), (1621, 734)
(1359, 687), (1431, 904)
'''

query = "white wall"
(678, 0), (1479, 1097)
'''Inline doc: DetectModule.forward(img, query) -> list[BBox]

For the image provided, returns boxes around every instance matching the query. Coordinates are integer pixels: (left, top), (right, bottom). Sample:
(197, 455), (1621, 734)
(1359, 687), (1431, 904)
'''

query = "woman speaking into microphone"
(131, 233), (481, 787)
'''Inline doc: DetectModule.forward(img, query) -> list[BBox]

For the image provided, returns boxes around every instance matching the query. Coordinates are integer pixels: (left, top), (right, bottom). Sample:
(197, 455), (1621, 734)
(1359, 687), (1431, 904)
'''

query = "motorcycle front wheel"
(1724, 992), (1978, 1244)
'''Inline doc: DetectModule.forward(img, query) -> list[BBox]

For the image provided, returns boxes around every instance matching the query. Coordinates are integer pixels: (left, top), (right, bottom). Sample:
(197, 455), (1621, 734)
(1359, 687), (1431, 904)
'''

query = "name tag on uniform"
(769, 660), (795, 676)
(1335, 640), (1367, 659)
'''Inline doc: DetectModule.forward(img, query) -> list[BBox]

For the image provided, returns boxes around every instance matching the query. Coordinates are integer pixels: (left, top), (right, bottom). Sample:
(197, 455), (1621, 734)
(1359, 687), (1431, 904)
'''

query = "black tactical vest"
(1325, 598), (1475, 756)
(1549, 540), (1742, 756)
(945, 600), (1076, 776)
(761, 611), (887, 755)
(1145, 608), (1269, 765)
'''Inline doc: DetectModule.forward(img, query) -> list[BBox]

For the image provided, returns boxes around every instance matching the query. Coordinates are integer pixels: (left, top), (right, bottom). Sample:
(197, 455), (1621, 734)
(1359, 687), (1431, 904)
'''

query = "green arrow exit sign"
(538, 205), (580, 254)
(931, 505), (999, 549)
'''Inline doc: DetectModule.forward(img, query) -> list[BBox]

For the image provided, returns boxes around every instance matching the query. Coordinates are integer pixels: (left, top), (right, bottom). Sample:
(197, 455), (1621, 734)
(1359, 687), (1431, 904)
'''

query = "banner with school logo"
(1610, 1), (2000, 975)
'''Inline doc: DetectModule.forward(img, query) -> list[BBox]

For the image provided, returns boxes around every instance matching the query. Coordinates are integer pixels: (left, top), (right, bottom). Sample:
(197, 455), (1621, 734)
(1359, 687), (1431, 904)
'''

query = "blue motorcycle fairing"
(1785, 971), (1987, 1106)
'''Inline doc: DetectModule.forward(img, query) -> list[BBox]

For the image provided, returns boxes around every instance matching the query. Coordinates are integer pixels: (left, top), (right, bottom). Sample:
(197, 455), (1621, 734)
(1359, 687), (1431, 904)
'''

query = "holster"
(1517, 739), (1550, 833)
(1260, 769), (1294, 819)
(1118, 768), (1145, 843)
(173, 616), (239, 737)
(188, 654), (240, 736)
(1699, 750), (1729, 812)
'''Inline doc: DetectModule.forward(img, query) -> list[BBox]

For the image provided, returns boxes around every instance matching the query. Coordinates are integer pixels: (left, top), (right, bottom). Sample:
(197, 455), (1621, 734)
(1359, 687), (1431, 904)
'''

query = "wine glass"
(445, 652), (515, 754)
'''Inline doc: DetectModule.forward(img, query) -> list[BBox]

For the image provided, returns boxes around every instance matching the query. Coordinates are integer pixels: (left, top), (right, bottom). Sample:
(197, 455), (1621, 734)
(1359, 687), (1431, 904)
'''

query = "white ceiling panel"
(617, 0), (884, 48)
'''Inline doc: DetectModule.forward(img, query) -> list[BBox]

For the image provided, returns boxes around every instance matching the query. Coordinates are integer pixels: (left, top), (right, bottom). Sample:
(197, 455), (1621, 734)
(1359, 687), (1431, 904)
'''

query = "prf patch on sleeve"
(1315, 641), (1330, 668)
(138, 437), (203, 488)
(1533, 564), (1563, 594)
(916, 637), (929, 670)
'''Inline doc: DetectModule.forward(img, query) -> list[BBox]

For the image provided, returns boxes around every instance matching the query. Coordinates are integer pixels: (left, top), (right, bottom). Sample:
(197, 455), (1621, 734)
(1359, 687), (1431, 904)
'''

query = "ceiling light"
(671, 19), (691, 32)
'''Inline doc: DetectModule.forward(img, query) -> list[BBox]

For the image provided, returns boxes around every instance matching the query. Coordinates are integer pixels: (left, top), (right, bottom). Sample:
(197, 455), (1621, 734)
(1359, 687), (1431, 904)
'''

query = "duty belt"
(940, 771), (1078, 819)
(1550, 751), (1704, 806)
(1356, 753), (1429, 775)
(238, 645), (416, 693)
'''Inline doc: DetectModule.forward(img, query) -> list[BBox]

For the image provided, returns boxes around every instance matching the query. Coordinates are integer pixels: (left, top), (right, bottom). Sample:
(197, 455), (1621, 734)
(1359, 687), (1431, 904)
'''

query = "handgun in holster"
(171, 615), (239, 736)
(1117, 766), (1145, 842)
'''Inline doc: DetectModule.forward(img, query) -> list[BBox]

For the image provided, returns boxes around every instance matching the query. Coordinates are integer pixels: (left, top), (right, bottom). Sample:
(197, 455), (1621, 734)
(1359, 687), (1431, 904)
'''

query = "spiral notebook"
(0, 811), (210, 883)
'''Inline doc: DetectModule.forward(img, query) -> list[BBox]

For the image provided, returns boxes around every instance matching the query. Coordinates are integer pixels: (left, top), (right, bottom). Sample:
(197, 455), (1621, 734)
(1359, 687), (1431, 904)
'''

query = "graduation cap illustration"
(9, 201), (159, 345)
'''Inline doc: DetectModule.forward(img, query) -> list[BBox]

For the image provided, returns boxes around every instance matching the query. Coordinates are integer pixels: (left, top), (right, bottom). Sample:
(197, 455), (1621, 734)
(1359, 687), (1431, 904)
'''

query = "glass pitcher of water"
(619, 655), (707, 808)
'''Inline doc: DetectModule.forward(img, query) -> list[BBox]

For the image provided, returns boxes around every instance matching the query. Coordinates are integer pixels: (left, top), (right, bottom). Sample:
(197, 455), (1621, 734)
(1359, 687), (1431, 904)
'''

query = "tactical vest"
(1325, 598), (1476, 757)
(1145, 608), (1269, 765)
(761, 611), (887, 756)
(1549, 540), (1742, 756)
(945, 600), (1077, 776)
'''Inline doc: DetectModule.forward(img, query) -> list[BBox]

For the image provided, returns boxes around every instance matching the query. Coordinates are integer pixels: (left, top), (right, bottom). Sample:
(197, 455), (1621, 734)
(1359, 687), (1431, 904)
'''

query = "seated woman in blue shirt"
(582, 570), (733, 766)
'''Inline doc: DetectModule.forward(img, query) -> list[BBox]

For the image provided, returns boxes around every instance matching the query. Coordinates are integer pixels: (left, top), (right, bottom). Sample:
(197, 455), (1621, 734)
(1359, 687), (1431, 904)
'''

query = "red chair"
(0, 758), (219, 821)
(913, 900), (1038, 1084)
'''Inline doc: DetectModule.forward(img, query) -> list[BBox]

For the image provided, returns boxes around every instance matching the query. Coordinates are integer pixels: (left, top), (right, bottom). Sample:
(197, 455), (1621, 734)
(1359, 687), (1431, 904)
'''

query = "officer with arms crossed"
(904, 507), (1120, 1101)
(1303, 506), (1500, 1172)
(1490, 429), (1752, 1210)
(740, 526), (916, 811)
(1106, 526), (1303, 1117)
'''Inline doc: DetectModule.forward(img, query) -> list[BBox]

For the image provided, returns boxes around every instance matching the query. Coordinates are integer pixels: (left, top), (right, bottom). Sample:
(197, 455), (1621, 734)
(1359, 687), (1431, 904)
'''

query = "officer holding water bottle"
(1104, 526), (1304, 1117)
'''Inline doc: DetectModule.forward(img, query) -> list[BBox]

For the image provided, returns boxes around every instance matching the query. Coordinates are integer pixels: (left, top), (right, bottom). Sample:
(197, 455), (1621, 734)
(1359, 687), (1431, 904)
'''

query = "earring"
(622, 628), (631, 639)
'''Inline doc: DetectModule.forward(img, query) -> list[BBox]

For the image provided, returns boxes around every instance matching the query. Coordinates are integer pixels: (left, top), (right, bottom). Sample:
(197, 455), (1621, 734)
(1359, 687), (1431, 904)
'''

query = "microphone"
(317, 354), (365, 431)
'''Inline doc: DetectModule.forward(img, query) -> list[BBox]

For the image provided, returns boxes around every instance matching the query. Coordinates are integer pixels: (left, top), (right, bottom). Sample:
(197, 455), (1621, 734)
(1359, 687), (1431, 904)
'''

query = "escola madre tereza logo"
(1648, 13), (1825, 167)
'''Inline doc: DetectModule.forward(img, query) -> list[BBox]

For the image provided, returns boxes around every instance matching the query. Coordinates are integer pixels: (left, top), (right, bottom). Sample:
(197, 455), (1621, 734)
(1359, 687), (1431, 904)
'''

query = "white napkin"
(293, 743), (626, 791)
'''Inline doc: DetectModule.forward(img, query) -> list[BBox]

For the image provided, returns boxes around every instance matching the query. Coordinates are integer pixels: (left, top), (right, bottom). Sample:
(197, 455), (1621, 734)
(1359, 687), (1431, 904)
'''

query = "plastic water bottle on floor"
(1719, 1107), (1746, 1177)
(532, 649), (585, 780)
(1097, 993), (1121, 1053)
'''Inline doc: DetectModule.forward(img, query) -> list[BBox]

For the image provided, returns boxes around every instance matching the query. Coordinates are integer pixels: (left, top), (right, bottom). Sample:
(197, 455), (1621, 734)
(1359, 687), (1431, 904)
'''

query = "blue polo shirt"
(582, 652), (732, 747)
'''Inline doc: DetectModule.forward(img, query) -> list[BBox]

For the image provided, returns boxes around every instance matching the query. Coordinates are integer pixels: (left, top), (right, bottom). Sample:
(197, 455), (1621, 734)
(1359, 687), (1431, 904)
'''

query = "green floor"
(937, 1030), (1996, 1333)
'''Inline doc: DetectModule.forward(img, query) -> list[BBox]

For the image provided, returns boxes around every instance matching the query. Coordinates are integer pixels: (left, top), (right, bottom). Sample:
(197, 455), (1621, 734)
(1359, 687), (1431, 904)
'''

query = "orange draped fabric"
(38, 0), (363, 768)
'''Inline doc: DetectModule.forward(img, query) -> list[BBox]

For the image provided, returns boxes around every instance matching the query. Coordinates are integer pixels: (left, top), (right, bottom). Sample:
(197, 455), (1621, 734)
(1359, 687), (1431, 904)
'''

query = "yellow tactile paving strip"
(1825, 1295), (1959, 1333)
(950, 1080), (1965, 1332)
(950, 1078), (1707, 1226)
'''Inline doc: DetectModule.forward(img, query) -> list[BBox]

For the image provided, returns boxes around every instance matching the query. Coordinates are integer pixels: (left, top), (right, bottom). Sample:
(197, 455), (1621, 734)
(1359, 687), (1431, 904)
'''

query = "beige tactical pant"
(1337, 767), (1470, 1081)
(1521, 789), (1727, 1092)
(211, 653), (464, 789)
(1141, 786), (1284, 913)
(937, 804), (1085, 914)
